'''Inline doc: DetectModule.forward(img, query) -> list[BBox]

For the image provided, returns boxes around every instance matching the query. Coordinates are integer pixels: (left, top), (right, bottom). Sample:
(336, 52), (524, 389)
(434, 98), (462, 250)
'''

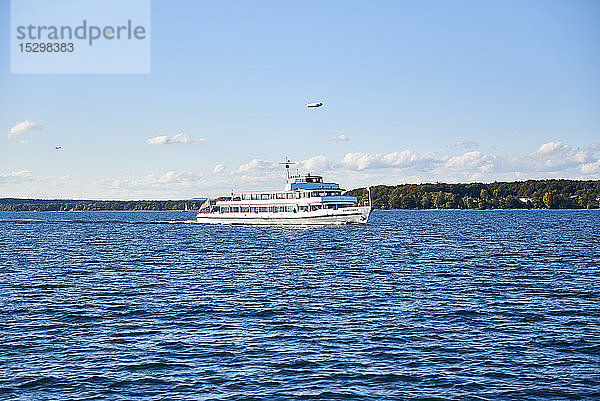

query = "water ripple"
(0, 210), (599, 400)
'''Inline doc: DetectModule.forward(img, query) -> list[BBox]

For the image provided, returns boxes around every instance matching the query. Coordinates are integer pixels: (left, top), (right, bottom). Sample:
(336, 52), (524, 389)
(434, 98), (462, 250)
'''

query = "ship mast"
(278, 157), (296, 179)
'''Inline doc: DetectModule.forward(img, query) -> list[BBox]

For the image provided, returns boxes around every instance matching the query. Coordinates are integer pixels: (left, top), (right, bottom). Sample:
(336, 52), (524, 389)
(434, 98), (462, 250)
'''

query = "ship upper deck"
(285, 174), (340, 191)
(218, 173), (355, 206)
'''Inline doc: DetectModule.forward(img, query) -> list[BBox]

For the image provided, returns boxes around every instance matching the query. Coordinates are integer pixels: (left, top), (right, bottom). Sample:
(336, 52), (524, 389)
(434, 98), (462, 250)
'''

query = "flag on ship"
(199, 198), (211, 211)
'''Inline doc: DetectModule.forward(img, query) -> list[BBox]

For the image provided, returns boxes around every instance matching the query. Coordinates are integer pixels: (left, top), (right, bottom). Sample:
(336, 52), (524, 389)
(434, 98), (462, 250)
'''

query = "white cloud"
(444, 151), (495, 171)
(530, 141), (593, 164)
(146, 133), (207, 145)
(328, 141), (600, 185)
(298, 155), (331, 173)
(580, 160), (600, 174)
(156, 171), (201, 184)
(8, 120), (41, 139)
(234, 157), (332, 179)
(454, 140), (479, 149)
(7, 141), (598, 200)
(532, 141), (567, 155)
(340, 150), (435, 171)
(229, 159), (292, 190)
(98, 171), (203, 191)
(237, 159), (273, 174)
(339, 153), (379, 170)
(89, 142), (599, 198)
(503, 141), (594, 173)
(0, 170), (35, 183)
(327, 134), (349, 142)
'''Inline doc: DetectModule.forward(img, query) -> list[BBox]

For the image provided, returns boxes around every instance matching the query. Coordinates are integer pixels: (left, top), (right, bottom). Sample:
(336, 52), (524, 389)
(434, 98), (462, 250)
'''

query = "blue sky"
(1, 0), (599, 199)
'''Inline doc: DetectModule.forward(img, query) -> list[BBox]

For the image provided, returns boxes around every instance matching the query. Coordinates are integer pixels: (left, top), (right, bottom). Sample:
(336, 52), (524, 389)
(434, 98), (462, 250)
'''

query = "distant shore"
(0, 199), (206, 212)
(2, 179), (599, 211)
(3, 208), (598, 213)
(345, 179), (600, 210)
(348, 180), (600, 210)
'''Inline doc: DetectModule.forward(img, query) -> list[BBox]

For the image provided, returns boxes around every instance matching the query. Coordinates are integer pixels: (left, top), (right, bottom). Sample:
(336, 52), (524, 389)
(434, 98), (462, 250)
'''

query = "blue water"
(1, 210), (599, 400)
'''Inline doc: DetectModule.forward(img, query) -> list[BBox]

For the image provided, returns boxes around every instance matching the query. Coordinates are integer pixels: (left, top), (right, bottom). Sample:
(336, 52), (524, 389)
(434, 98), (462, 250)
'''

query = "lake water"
(1, 210), (599, 400)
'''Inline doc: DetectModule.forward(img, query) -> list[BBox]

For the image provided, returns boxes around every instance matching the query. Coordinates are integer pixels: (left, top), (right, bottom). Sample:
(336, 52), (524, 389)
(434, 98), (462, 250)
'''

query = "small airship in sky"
(306, 102), (324, 108)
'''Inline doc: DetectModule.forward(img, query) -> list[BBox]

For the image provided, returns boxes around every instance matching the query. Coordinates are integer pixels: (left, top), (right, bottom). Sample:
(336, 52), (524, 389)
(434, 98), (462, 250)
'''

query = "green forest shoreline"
(1, 179), (599, 211)
(346, 179), (600, 210)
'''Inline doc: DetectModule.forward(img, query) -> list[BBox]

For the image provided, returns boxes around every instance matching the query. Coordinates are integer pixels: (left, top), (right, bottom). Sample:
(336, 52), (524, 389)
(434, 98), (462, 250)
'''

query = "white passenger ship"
(196, 162), (372, 225)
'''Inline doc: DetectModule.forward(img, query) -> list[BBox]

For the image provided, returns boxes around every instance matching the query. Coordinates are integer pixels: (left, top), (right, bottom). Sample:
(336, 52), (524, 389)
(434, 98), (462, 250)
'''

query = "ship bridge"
(285, 174), (340, 191)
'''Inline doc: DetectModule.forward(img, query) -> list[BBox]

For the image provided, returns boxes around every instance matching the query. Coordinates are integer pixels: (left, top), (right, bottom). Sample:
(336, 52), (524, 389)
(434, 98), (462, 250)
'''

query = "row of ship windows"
(218, 204), (347, 213)
(236, 191), (342, 200)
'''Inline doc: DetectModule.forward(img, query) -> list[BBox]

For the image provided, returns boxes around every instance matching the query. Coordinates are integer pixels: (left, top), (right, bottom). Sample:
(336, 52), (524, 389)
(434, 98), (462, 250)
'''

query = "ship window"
(276, 193), (285, 199)
(259, 207), (268, 212)
(261, 194), (270, 200)
(286, 193), (294, 199)
(222, 207), (229, 213)
(241, 207), (249, 213)
(285, 205), (294, 212)
(268, 207), (274, 212)
(232, 207), (240, 213)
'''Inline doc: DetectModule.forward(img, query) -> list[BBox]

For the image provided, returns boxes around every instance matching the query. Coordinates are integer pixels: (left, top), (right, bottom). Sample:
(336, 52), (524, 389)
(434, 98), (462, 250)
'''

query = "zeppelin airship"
(306, 102), (324, 108)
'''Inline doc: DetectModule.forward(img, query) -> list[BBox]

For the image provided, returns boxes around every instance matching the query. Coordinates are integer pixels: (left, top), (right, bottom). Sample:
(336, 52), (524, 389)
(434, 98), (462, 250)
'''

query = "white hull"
(196, 206), (371, 225)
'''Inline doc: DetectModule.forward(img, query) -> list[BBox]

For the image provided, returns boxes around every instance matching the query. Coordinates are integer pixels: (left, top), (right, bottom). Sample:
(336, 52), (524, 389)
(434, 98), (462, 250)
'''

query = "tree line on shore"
(1, 179), (599, 211)
(346, 179), (600, 210)
(0, 199), (206, 212)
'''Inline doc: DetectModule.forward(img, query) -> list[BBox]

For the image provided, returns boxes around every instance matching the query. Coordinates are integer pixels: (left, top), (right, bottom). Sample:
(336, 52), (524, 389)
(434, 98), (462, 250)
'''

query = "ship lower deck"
(196, 206), (371, 225)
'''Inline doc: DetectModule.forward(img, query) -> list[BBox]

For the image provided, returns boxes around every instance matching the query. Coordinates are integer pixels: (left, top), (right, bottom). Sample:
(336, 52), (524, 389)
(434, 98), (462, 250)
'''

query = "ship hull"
(196, 206), (371, 225)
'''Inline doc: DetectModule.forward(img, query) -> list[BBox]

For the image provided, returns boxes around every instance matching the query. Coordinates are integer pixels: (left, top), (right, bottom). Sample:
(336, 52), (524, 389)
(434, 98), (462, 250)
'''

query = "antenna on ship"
(278, 157), (295, 179)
